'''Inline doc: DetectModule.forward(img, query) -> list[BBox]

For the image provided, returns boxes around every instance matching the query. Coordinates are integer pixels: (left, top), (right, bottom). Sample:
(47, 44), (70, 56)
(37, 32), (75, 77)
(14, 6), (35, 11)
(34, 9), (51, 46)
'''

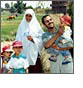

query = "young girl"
(1, 45), (13, 73)
(6, 41), (29, 74)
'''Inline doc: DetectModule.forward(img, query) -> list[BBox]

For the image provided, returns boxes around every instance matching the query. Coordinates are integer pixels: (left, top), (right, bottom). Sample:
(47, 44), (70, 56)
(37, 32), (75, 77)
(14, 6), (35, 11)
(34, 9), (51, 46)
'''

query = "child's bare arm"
(26, 68), (29, 74)
(8, 68), (13, 74)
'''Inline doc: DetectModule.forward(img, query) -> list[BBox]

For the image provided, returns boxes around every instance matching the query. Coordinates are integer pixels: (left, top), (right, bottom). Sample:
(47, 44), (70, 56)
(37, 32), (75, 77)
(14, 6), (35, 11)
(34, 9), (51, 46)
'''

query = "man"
(42, 15), (73, 73)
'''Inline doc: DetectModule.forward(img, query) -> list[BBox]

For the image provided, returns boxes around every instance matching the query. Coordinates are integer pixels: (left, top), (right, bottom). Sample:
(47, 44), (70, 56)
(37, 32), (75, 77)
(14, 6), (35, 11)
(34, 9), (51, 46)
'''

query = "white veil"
(16, 9), (44, 65)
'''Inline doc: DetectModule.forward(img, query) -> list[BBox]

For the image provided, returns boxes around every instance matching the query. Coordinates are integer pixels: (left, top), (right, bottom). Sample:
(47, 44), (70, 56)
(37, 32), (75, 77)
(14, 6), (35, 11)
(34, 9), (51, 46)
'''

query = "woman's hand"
(27, 36), (33, 41)
(27, 36), (34, 43)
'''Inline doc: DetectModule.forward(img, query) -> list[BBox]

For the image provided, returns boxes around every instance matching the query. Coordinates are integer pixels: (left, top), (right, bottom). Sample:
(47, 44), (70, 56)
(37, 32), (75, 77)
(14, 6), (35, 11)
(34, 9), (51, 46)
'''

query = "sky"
(1, 1), (52, 8)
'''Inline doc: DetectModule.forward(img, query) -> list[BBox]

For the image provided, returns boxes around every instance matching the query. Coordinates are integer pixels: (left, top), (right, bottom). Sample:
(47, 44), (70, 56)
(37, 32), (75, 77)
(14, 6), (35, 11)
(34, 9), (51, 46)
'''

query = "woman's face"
(25, 14), (32, 22)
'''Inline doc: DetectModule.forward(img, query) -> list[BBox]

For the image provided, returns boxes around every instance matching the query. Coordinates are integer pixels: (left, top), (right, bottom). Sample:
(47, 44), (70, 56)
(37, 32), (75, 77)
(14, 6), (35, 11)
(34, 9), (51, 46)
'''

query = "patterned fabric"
(42, 31), (73, 57)
(42, 27), (73, 73)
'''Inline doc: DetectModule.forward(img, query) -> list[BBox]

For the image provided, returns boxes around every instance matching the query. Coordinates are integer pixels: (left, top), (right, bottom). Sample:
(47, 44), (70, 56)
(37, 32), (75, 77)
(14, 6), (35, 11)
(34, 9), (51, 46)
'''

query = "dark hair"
(42, 15), (49, 24)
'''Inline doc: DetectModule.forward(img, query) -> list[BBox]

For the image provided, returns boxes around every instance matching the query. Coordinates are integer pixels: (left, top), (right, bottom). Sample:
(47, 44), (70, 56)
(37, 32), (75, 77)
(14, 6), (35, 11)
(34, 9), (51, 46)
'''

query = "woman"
(16, 9), (44, 73)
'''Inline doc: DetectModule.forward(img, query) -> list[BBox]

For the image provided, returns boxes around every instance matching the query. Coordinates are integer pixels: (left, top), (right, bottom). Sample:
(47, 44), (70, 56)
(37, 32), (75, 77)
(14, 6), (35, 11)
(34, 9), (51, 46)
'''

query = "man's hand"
(52, 44), (60, 50)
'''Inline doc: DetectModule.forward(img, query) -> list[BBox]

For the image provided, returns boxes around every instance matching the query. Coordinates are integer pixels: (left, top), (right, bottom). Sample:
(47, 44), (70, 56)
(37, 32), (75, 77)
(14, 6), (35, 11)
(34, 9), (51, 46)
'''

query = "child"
(49, 15), (73, 64)
(1, 45), (13, 73)
(6, 41), (29, 74)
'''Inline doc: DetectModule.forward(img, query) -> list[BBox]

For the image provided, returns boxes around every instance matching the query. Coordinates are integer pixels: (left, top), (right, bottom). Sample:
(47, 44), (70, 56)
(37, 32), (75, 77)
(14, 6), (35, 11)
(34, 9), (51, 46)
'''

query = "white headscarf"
(16, 9), (44, 65)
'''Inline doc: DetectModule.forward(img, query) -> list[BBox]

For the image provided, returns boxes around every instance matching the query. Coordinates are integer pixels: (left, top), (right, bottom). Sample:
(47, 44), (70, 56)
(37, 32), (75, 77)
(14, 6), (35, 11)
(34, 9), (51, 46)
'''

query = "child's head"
(1, 45), (13, 58)
(60, 15), (72, 26)
(12, 41), (23, 55)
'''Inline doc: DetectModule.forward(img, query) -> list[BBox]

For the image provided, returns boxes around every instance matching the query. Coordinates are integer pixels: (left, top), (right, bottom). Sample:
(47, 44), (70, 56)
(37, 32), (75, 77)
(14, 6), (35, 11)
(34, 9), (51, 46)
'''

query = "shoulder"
(12, 54), (15, 58)
(42, 32), (49, 38)
(42, 32), (49, 41)
(42, 32), (48, 35)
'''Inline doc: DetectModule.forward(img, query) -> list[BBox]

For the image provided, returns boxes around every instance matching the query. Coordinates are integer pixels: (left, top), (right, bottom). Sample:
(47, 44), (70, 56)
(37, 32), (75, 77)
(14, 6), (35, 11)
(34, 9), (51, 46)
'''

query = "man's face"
(26, 14), (32, 22)
(44, 16), (54, 29)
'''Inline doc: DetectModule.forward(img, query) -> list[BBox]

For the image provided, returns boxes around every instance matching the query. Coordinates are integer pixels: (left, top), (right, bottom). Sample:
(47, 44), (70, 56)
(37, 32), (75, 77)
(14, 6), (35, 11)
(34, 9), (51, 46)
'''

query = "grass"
(1, 11), (23, 41)
(1, 11), (61, 42)
(1, 11), (45, 42)
(1, 12), (23, 41)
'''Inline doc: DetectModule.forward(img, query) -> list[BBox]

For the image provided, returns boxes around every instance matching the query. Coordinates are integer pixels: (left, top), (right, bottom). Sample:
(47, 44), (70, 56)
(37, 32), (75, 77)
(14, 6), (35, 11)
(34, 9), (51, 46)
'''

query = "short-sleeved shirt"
(6, 53), (29, 70)
(42, 31), (57, 55)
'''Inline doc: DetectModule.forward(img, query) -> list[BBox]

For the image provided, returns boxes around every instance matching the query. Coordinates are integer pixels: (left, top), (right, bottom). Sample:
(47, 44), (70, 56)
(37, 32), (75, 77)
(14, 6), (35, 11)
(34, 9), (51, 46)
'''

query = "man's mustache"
(48, 22), (54, 25)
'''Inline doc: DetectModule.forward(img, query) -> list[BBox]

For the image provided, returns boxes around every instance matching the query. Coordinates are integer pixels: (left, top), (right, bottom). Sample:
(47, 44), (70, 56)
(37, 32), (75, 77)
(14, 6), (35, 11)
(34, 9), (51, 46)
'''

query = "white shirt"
(61, 26), (72, 41)
(6, 54), (29, 69)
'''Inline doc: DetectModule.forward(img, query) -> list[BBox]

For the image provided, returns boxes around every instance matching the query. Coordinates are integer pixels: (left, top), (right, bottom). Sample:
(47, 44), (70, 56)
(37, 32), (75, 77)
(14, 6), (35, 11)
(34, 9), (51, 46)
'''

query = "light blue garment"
(42, 31), (57, 55)
(54, 36), (73, 57)
(42, 30), (73, 73)
(42, 31), (73, 57)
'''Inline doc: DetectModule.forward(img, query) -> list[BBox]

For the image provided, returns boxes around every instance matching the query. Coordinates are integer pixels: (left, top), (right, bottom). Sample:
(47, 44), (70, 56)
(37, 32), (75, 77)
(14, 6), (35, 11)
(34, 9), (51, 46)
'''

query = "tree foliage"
(5, 3), (10, 9)
(10, 6), (16, 13)
(67, 2), (74, 29)
(14, 1), (26, 14)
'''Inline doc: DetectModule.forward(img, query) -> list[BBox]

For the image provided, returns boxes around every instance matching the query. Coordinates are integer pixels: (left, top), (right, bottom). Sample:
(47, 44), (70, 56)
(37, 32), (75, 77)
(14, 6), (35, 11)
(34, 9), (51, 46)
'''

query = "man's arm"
(45, 26), (64, 48)
(45, 33), (61, 48)
(58, 47), (73, 50)
(52, 44), (73, 50)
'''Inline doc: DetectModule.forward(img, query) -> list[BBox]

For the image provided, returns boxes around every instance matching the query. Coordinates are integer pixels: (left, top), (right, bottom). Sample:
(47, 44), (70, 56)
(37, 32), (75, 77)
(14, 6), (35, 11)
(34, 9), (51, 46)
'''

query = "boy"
(1, 45), (13, 73)
(49, 15), (73, 64)
(6, 41), (29, 74)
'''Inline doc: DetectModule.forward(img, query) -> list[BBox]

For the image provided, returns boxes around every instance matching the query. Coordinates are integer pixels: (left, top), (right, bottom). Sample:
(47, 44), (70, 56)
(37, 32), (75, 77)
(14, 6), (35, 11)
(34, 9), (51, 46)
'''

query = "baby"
(49, 15), (73, 64)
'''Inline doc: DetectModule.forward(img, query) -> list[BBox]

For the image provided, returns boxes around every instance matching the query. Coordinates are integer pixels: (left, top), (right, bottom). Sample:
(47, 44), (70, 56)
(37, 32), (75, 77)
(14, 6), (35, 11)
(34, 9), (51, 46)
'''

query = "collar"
(47, 27), (57, 35)
(12, 53), (22, 59)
